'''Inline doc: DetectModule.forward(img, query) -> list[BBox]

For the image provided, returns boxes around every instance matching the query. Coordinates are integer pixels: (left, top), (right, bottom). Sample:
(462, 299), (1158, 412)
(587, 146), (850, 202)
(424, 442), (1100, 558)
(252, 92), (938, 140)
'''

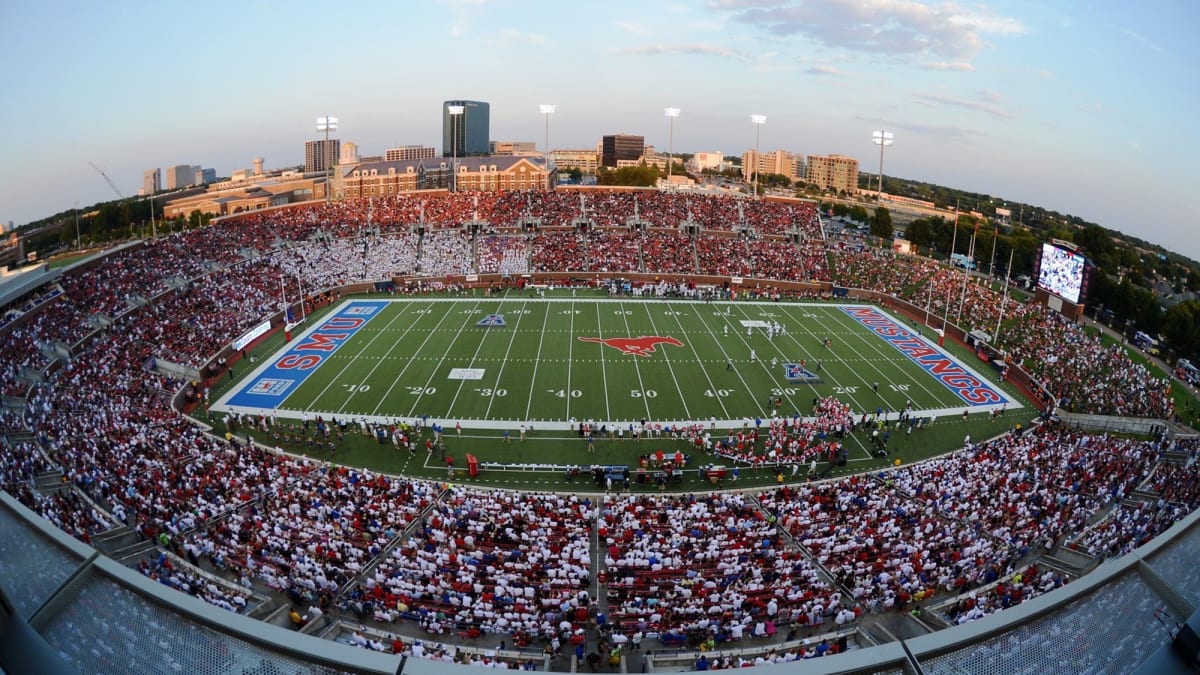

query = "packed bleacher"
(1, 187), (1200, 663)
(358, 488), (591, 637)
(600, 492), (844, 642)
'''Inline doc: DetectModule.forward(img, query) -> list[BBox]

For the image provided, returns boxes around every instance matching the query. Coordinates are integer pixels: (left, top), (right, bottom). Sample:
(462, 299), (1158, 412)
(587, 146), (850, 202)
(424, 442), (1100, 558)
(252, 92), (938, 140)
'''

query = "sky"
(1, 0), (1197, 259)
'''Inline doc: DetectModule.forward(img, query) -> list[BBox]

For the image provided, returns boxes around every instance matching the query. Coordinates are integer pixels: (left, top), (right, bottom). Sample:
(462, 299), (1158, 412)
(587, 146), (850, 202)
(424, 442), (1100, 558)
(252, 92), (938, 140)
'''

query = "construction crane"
(88, 162), (125, 199)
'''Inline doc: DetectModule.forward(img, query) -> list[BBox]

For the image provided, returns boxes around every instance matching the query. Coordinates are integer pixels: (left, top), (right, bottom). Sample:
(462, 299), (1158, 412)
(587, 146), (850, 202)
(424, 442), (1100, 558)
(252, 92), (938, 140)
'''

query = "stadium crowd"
(0, 188), (1198, 665)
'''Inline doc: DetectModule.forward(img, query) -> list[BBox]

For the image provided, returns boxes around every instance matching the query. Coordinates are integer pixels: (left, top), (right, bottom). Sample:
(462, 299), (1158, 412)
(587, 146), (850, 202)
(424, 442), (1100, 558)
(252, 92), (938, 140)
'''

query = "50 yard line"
(638, 303), (691, 419)
(594, 302), (611, 421)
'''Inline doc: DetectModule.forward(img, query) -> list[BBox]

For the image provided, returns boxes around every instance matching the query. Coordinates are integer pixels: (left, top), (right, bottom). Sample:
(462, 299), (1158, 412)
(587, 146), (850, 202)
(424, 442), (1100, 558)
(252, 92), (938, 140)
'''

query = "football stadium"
(3, 189), (1200, 674)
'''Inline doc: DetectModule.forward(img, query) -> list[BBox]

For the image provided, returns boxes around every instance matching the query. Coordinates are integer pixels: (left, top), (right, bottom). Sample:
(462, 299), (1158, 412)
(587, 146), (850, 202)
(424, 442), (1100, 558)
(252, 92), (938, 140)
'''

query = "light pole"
(73, 201), (80, 250)
(872, 130), (893, 199)
(316, 115), (338, 203)
(448, 105), (464, 192)
(540, 104), (555, 186)
(751, 114), (766, 198)
(664, 107), (680, 183)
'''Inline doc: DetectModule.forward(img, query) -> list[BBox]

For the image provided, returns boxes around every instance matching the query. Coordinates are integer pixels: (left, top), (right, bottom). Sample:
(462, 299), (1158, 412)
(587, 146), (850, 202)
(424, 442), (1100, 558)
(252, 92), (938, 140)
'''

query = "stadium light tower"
(751, 114), (766, 198)
(316, 115), (338, 203)
(448, 105), (464, 192)
(872, 130), (893, 198)
(540, 104), (555, 183)
(664, 107), (680, 182)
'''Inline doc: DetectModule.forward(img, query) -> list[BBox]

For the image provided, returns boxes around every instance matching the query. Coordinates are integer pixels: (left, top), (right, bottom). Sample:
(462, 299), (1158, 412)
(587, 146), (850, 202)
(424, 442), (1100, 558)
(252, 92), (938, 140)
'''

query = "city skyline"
(0, 1), (1196, 259)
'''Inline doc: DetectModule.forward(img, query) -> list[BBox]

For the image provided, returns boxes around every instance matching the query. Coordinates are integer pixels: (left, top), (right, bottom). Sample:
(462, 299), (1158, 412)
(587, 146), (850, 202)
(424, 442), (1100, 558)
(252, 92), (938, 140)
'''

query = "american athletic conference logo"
(577, 335), (684, 357)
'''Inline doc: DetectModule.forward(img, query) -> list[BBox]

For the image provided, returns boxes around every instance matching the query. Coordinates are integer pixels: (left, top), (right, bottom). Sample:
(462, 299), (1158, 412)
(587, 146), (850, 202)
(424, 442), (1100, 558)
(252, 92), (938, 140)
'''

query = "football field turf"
(215, 292), (1017, 431)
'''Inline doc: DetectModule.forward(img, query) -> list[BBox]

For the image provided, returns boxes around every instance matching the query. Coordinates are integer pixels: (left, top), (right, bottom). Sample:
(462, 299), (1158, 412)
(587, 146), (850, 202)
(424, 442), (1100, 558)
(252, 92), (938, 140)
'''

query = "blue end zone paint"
(841, 306), (1010, 406)
(226, 300), (388, 409)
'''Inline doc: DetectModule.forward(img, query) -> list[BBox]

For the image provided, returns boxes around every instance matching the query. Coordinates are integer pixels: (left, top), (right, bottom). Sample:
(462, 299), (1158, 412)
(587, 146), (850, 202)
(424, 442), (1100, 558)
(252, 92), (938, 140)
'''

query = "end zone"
(841, 305), (1017, 408)
(216, 300), (389, 411)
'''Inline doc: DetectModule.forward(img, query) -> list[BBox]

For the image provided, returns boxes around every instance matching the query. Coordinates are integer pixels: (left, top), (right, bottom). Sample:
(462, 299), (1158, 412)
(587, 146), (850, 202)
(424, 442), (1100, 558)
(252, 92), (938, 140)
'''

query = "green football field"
(215, 292), (1017, 431)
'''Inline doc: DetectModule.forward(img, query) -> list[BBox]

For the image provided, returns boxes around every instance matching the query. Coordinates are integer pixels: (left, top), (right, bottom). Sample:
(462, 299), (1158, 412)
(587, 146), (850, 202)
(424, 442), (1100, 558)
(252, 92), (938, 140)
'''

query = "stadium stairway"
(32, 469), (65, 495)
(93, 525), (158, 565)
(4, 429), (36, 445)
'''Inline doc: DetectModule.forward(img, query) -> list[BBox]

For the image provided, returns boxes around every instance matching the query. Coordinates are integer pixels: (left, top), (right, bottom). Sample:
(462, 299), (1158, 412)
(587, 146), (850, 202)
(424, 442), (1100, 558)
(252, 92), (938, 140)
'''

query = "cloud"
(612, 43), (749, 60)
(614, 20), (652, 36)
(714, 0), (1025, 61)
(923, 61), (975, 71)
(499, 28), (546, 45)
(806, 64), (840, 75)
(442, 0), (493, 37)
(1119, 28), (1167, 56)
(1028, 67), (1055, 80)
(854, 114), (981, 141)
(914, 92), (1014, 120)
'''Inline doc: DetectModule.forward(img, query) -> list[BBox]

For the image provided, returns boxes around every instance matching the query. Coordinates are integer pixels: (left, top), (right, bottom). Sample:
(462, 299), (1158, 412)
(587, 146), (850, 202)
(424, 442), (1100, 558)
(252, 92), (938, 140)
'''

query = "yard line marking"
(332, 303), (433, 413)
(664, 307), (731, 419)
(523, 301), (553, 421)
(727, 304), (805, 416)
(617, 301), (654, 420)
(816, 305), (946, 407)
(593, 302), (612, 421)
(565, 299), (576, 420)
(480, 301), (529, 419)
(406, 301), (484, 416)
(368, 302), (462, 417)
(445, 301), (514, 415)
(774, 304), (873, 411)
(300, 302), (415, 413)
(639, 303), (692, 420)
(690, 305), (762, 419)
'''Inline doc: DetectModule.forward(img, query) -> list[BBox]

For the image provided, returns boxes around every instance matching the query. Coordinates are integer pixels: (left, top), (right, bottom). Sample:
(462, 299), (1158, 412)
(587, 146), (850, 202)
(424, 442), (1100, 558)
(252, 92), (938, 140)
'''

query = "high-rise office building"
(305, 139), (340, 174)
(442, 100), (490, 157)
(193, 168), (216, 185)
(741, 150), (800, 182)
(601, 134), (645, 168)
(143, 168), (161, 196)
(805, 154), (859, 194)
(385, 145), (437, 162)
(165, 165), (197, 190)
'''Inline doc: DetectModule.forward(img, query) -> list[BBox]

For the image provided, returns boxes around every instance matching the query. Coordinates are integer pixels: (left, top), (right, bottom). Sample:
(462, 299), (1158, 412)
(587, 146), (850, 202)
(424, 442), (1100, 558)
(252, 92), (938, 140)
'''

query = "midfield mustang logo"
(577, 335), (684, 357)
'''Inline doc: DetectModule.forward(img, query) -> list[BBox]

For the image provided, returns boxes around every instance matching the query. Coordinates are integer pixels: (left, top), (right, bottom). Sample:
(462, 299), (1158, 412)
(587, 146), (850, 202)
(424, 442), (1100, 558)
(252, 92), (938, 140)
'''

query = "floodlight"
(751, 114), (767, 125)
(539, 104), (556, 115)
(872, 130), (894, 146)
(664, 107), (680, 117)
(447, 105), (465, 115)
(316, 116), (338, 132)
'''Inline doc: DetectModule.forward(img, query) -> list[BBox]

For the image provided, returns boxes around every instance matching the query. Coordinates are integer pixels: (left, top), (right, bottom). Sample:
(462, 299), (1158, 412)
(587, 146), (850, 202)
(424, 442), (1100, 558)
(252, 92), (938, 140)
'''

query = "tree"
(904, 218), (932, 249)
(597, 163), (659, 187)
(869, 206), (893, 240)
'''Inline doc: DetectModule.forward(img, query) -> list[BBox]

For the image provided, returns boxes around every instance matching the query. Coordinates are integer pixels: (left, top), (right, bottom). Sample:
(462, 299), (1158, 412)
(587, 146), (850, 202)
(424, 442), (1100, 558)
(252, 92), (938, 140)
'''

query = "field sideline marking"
(814, 305), (948, 407)
(213, 298), (1016, 430)
(480, 301), (529, 419)
(661, 303), (731, 419)
(314, 302), (420, 415)
(405, 300), (485, 416)
(593, 302), (612, 420)
(617, 301), (654, 420)
(523, 299), (553, 421)
(727, 303), (807, 415)
(637, 300), (693, 420)
(367, 302), (460, 417)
